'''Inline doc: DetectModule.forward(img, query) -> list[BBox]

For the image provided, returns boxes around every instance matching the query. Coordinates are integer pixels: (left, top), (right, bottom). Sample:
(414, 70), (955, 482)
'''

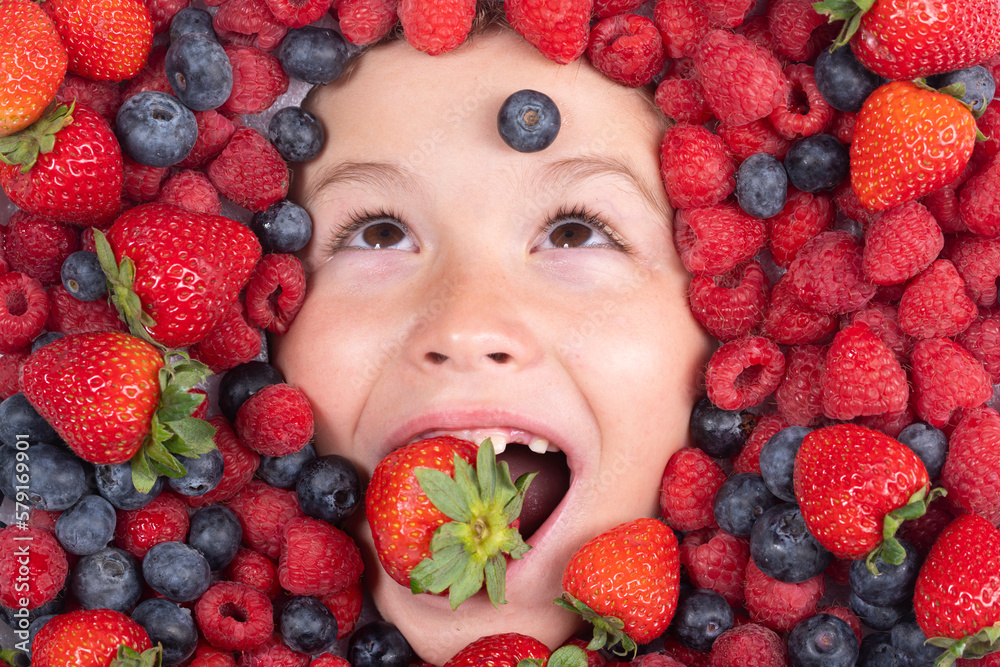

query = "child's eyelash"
(543, 204), (631, 253)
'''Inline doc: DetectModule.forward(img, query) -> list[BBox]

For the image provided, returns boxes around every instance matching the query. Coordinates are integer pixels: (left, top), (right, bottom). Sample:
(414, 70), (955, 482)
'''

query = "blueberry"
(848, 592), (911, 631)
(849, 538), (921, 607)
(0, 392), (59, 447)
(169, 7), (216, 42)
(348, 621), (413, 667)
(784, 134), (849, 193)
(95, 461), (164, 510)
(268, 106), (324, 163)
(250, 200), (313, 254)
(278, 26), (352, 85)
(928, 66), (996, 116)
(891, 619), (944, 665)
(735, 153), (788, 219)
(497, 90), (561, 153)
(166, 33), (233, 112)
(750, 503), (832, 583)
(54, 494), (116, 556)
(896, 422), (948, 480)
(759, 426), (812, 502)
(60, 251), (107, 302)
(131, 598), (199, 666)
(689, 397), (755, 459)
(30, 331), (65, 352)
(2, 592), (64, 633)
(258, 442), (316, 489)
(115, 91), (198, 168)
(142, 541), (213, 602)
(814, 46), (886, 112)
(787, 613), (859, 667)
(857, 632), (906, 667)
(70, 546), (143, 611)
(280, 595), (338, 654)
(712, 472), (781, 538)
(670, 589), (733, 652)
(218, 360), (285, 422)
(168, 448), (224, 497)
(296, 454), (363, 525)
(0, 442), (87, 511)
(187, 505), (242, 570)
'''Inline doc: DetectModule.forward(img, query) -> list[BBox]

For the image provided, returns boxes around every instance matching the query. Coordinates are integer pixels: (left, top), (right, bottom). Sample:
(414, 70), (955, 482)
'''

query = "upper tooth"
(528, 437), (549, 454)
(490, 435), (508, 455)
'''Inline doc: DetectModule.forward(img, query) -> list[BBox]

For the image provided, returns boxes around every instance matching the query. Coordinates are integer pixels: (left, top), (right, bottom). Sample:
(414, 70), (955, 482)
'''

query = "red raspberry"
(959, 155), (1000, 238)
(56, 73), (122, 124)
(818, 605), (863, 645)
(951, 235), (1000, 307)
(862, 201), (943, 285)
(733, 412), (789, 474)
(660, 123), (736, 209)
(157, 170), (222, 216)
(0, 272), (49, 353)
(195, 581), (274, 651)
(821, 321), (908, 421)
(208, 127), (289, 213)
(942, 407), (1000, 525)
(0, 350), (28, 398)
(831, 176), (876, 226)
(121, 47), (173, 102)
(758, 273), (837, 345)
(924, 180), (967, 234)
(237, 635), (310, 667)
(189, 645), (239, 667)
(221, 45), (289, 116)
(979, 100), (1000, 157)
(898, 260), (977, 339)
(911, 337), (992, 428)
(766, 188), (834, 269)
(654, 73), (713, 124)
(848, 302), (909, 358)
(679, 527), (749, 606)
(787, 230), (875, 315)
(708, 623), (787, 667)
(235, 383), (314, 457)
(693, 29), (785, 126)
(957, 309), (1000, 383)
(337, 0), (397, 45)
(115, 490), (190, 558)
(700, 0), (754, 28)
(734, 14), (781, 59)
(310, 656), (351, 667)
(265, 0), (332, 27)
(630, 655), (687, 666)
(716, 118), (791, 162)
(45, 283), (127, 336)
(659, 446), (727, 531)
(587, 14), (666, 87)
(319, 580), (364, 638)
(897, 496), (953, 557)
(278, 516), (364, 596)
(774, 344), (825, 427)
(245, 254), (306, 335)
(830, 110), (857, 145)
(397, 0), (475, 55)
(592, 0), (642, 18)
(4, 210), (79, 286)
(190, 301), (263, 373)
(147, 0), (190, 33)
(687, 260), (769, 342)
(674, 203), (766, 276)
(768, 64), (834, 140)
(823, 557), (852, 586)
(0, 525), (68, 610)
(185, 416), (260, 508)
(504, 0), (591, 65)
(743, 560), (824, 632)
(122, 154), (169, 203)
(653, 0), (711, 59)
(661, 638), (710, 667)
(705, 335), (785, 411)
(180, 110), (238, 169)
(214, 0), (288, 50)
(766, 0), (826, 61)
(226, 548), (282, 599)
(228, 480), (304, 558)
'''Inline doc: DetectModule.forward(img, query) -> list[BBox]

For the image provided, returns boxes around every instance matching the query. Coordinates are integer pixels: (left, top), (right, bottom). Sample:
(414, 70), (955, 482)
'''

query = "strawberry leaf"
(546, 646), (589, 667)
(415, 467), (473, 523)
(868, 485), (944, 572)
(484, 552), (507, 606)
(0, 101), (74, 173)
(93, 229), (161, 347)
(410, 543), (468, 595)
(111, 645), (163, 667)
(129, 452), (159, 495)
(554, 593), (637, 658)
(813, 0), (876, 50)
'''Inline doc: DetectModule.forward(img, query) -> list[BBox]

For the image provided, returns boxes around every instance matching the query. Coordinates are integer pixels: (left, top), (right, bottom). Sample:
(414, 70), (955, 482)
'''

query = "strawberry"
(365, 436), (535, 609)
(443, 633), (551, 666)
(42, 0), (154, 81)
(557, 517), (680, 659)
(30, 608), (159, 667)
(914, 513), (1000, 663)
(98, 202), (262, 349)
(850, 81), (978, 212)
(0, 0), (68, 137)
(793, 423), (934, 567)
(0, 102), (124, 226)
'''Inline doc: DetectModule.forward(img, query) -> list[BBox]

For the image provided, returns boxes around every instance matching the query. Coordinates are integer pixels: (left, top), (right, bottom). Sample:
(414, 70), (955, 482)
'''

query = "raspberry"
(758, 274), (837, 345)
(847, 302), (909, 358)
(4, 210), (79, 286)
(226, 547), (282, 599)
(157, 170), (222, 216)
(830, 110), (857, 145)
(957, 309), (1000, 383)
(504, 0), (591, 65)
(699, 0), (754, 28)
(774, 345), (825, 427)
(687, 260), (769, 342)
(208, 127), (289, 213)
(766, 188), (834, 269)
(654, 73), (713, 124)
(190, 301), (263, 373)
(121, 47), (173, 102)
(630, 655), (686, 667)
(195, 581), (274, 651)
(228, 479), (304, 558)
(653, 0), (711, 59)
(717, 118), (791, 162)
(0, 349), (28, 398)
(679, 528), (749, 606)
(278, 516), (365, 596)
(185, 416), (260, 508)
(734, 14), (781, 59)
(180, 110), (238, 169)
(821, 321), (908, 421)
(674, 203), (766, 276)
(214, 0), (289, 51)
(659, 446), (727, 531)
(979, 100), (1000, 157)
(147, 0), (189, 33)
(705, 335), (785, 412)
(56, 73), (123, 124)
(397, 0), (476, 55)
(951, 235), (1000, 307)
(942, 407), (1000, 525)
(309, 655), (351, 667)
(863, 201), (944, 285)
(911, 337), (993, 428)
(237, 635), (310, 667)
(0, 525), (68, 610)
(733, 412), (789, 474)
(44, 283), (127, 336)
(766, 0), (826, 61)
(244, 253), (306, 335)
(960, 155), (1000, 238)
(122, 154), (169, 203)
(115, 490), (190, 558)
(897, 497), (953, 557)
(586, 14), (666, 88)
(768, 64), (834, 140)
(787, 230), (875, 315)
(693, 29), (786, 126)
(831, 176), (876, 226)
(336, 0), (397, 44)
(235, 383), (314, 457)
(708, 623), (787, 667)
(320, 580), (364, 638)
(592, 0), (642, 18)
(660, 123), (736, 209)
(265, 0), (332, 27)
(0, 272), (49, 353)
(661, 638), (710, 667)
(189, 646), (239, 667)
(743, 560), (824, 632)
(898, 260), (977, 339)
(221, 45), (289, 116)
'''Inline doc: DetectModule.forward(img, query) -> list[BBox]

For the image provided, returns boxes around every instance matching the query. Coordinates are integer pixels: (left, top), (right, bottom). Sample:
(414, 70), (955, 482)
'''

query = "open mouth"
(497, 445), (570, 541)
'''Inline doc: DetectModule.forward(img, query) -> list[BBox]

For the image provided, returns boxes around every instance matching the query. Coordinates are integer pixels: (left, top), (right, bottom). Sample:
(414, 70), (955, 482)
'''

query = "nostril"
(487, 352), (510, 363)
(426, 352), (448, 365)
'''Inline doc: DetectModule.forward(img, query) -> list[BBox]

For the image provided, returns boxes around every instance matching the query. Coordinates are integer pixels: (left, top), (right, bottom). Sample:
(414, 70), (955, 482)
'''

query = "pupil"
(550, 223), (591, 248)
(363, 223), (403, 248)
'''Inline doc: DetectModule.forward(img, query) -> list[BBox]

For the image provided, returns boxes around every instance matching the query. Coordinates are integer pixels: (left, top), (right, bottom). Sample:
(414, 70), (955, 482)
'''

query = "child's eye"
(535, 206), (630, 252)
(324, 208), (417, 253)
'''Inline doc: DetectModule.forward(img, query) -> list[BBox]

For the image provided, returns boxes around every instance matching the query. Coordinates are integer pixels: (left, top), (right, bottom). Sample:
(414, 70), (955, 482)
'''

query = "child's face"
(274, 29), (712, 663)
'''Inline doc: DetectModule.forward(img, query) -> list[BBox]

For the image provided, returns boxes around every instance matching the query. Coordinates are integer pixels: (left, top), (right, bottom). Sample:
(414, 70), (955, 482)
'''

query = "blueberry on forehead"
(497, 89), (561, 153)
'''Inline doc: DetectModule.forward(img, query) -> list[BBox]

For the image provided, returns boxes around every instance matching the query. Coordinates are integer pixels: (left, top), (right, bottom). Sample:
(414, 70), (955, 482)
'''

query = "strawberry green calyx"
(94, 228), (159, 347)
(129, 351), (217, 493)
(519, 645), (588, 667)
(867, 485), (947, 575)
(0, 648), (27, 667)
(111, 645), (163, 667)
(0, 101), (74, 173)
(554, 592), (637, 659)
(926, 624), (1000, 666)
(813, 0), (876, 50)
(409, 438), (536, 610)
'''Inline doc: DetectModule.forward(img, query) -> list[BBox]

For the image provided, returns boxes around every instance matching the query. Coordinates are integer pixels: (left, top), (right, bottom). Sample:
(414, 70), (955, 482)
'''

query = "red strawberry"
(31, 609), (157, 667)
(793, 423), (932, 564)
(365, 436), (535, 609)
(42, 0), (154, 81)
(443, 633), (551, 666)
(557, 517), (680, 658)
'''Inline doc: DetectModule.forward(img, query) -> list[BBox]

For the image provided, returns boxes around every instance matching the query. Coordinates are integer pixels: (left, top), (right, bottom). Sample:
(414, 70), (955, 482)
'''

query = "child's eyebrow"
(302, 160), (426, 207)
